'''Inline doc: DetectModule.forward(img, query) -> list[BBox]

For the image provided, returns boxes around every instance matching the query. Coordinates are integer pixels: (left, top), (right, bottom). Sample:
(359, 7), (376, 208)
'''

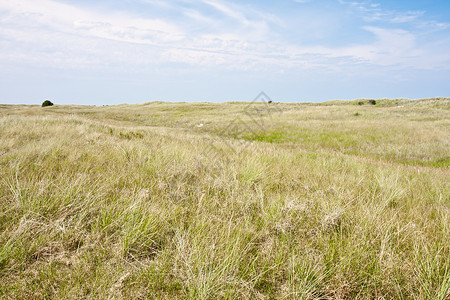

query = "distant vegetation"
(41, 100), (54, 107)
(357, 99), (376, 105)
(0, 98), (449, 299)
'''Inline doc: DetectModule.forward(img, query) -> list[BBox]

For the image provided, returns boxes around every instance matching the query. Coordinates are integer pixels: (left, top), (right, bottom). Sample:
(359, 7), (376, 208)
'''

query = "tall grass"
(0, 98), (449, 299)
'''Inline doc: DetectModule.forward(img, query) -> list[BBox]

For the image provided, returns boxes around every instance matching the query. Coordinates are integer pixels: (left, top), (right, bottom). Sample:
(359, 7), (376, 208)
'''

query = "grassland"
(0, 98), (449, 299)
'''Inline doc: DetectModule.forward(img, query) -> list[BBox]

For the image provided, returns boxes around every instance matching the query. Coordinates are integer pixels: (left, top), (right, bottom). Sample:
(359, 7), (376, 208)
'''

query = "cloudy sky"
(1, 0), (450, 104)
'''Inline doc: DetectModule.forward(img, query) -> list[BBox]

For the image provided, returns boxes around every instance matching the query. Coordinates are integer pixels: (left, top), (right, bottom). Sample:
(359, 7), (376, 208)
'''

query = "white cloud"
(338, 0), (426, 24)
(390, 11), (424, 23)
(201, 0), (250, 25)
(0, 0), (449, 72)
(0, 0), (184, 43)
(0, 0), (279, 70)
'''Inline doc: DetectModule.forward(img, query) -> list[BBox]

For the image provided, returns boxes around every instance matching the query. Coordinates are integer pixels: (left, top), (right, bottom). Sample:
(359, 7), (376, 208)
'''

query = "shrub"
(42, 100), (54, 107)
(357, 100), (376, 106)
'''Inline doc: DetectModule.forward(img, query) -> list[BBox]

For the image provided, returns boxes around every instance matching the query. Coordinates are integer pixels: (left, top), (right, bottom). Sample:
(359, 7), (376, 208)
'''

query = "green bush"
(42, 100), (54, 107)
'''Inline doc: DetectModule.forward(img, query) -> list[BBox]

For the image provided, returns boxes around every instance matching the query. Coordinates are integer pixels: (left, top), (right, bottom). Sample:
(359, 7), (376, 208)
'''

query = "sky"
(1, 0), (450, 104)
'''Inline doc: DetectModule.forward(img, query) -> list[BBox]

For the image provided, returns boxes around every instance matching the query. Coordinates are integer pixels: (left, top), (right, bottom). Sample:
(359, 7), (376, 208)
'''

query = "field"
(0, 98), (449, 299)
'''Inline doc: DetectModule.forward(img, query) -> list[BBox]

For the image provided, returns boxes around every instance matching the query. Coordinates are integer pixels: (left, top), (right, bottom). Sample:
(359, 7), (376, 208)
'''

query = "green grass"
(0, 98), (449, 299)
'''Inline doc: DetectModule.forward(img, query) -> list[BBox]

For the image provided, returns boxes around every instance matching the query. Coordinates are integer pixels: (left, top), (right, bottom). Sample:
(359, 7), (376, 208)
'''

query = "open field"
(0, 98), (449, 299)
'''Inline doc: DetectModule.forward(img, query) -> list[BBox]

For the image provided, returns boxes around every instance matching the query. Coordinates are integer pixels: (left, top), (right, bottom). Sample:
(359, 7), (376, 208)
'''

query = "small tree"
(42, 100), (54, 107)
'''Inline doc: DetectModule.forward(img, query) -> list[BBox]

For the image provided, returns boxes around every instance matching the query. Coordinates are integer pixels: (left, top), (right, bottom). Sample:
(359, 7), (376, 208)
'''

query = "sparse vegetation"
(0, 98), (449, 299)
(119, 130), (144, 139)
(357, 99), (376, 106)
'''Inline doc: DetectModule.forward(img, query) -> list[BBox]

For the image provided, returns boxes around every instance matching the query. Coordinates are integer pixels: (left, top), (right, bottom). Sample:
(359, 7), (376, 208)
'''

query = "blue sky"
(1, 0), (450, 104)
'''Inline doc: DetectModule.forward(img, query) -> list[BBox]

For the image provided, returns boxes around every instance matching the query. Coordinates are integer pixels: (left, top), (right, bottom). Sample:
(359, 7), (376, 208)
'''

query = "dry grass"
(0, 98), (449, 299)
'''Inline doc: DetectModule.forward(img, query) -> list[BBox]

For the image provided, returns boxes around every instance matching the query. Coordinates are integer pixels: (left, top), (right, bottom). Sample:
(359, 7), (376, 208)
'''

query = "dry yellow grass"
(0, 98), (449, 299)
